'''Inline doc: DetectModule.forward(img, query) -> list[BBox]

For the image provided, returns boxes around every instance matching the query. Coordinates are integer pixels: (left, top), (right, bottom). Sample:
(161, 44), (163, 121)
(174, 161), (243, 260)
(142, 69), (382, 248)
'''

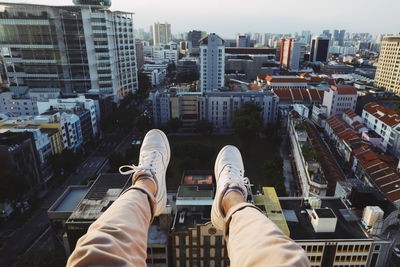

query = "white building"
(150, 89), (279, 132)
(151, 42), (179, 63)
(37, 96), (98, 136)
(322, 85), (358, 117)
(0, 92), (39, 116)
(199, 34), (225, 92)
(280, 38), (305, 71)
(362, 102), (400, 158)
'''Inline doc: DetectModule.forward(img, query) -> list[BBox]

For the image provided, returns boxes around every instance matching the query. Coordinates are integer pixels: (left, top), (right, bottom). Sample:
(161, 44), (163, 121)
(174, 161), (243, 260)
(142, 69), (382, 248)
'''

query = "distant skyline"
(5, 0), (400, 38)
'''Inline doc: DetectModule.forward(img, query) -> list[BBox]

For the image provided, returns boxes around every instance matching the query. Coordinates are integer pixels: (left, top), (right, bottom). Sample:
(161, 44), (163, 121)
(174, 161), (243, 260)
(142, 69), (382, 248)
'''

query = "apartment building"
(0, 1), (138, 101)
(152, 22), (171, 46)
(362, 102), (400, 158)
(171, 171), (229, 267)
(322, 85), (358, 117)
(253, 187), (391, 267)
(199, 34), (225, 92)
(149, 89), (279, 132)
(374, 35), (400, 94)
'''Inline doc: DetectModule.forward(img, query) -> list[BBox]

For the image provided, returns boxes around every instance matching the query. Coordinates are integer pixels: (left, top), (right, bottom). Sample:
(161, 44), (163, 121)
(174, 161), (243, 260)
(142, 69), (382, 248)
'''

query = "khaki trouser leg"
(67, 188), (153, 267)
(225, 203), (310, 267)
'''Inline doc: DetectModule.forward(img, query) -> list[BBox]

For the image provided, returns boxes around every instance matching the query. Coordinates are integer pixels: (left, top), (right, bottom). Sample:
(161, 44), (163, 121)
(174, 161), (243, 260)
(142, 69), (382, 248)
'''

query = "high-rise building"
(186, 30), (203, 55)
(199, 33), (225, 92)
(152, 22), (171, 45)
(280, 38), (305, 71)
(322, 29), (331, 39)
(236, 34), (250, 47)
(375, 35), (400, 94)
(0, 1), (138, 101)
(338, 30), (346, 46)
(310, 37), (330, 62)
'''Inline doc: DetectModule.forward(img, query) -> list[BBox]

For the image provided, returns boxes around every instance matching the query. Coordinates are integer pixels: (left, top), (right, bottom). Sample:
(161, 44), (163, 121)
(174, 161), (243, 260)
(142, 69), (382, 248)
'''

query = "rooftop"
(67, 174), (130, 222)
(279, 197), (369, 240)
(331, 85), (358, 95)
(363, 102), (400, 127)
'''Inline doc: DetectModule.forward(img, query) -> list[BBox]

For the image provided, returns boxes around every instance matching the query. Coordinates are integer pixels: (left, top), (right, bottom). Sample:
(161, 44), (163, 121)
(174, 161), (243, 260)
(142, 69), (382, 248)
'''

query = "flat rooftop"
(279, 197), (369, 240)
(53, 187), (89, 212)
(176, 184), (214, 199)
(173, 206), (211, 232)
(67, 173), (131, 222)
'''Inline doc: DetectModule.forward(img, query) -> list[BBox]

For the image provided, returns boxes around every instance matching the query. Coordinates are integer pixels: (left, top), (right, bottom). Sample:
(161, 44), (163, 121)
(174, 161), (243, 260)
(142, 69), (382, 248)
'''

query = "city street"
(0, 128), (136, 267)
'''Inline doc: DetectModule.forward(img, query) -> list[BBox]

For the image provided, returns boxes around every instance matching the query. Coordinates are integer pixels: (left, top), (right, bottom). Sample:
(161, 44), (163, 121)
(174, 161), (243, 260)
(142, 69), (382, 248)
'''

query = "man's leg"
(223, 192), (310, 267)
(67, 181), (154, 266)
(67, 129), (170, 267)
(211, 145), (309, 267)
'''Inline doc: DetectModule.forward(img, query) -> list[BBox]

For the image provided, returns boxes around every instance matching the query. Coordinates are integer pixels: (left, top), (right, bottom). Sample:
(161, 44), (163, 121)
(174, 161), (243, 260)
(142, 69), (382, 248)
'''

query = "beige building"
(152, 22), (171, 46)
(375, 35), (400, 94)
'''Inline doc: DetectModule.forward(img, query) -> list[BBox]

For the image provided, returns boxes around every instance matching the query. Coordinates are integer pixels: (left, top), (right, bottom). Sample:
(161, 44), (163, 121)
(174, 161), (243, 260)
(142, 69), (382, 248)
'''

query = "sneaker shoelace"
(223, 165), (246, 189)
(119, 151), (159, 176)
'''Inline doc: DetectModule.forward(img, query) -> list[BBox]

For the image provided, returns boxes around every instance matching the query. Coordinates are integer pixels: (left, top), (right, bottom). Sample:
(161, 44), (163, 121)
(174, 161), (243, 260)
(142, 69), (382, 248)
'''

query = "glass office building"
(0, 1), (137, 101)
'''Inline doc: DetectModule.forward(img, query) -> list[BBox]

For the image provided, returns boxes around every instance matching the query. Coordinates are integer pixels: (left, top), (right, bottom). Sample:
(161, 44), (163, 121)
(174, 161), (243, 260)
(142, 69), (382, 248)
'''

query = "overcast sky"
(6, 0), (400, 38)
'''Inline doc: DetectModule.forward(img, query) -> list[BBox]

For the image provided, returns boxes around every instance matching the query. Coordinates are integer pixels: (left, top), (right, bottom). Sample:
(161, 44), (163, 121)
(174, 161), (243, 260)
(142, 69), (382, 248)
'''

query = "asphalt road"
(0, 129), (137, 267)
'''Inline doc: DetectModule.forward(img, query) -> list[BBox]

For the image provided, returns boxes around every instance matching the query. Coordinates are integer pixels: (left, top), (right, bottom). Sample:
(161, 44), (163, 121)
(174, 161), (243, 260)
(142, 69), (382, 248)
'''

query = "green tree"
(137, 72), (151, 100)
(167, 118), (183, 132)
(135, 115), (153, 133)
(232, 102), (263, 140)
(108, 151), (124, 173)
(166, 62), (176, 78)
(195, 120), (213, 135)
(0, 171), (30, 203)
(176, 70), (199, 84)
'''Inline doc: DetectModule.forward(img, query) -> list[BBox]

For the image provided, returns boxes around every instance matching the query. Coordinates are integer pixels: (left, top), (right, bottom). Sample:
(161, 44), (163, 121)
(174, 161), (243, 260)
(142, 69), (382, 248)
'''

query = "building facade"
(0, 1), (138, 101)
(374, 35), (400, 94)
(199, 34), (225, 92)
(280, 38), (304, 71)
(362, 102), (400, 158)
(150, 89), (279, 132)
(322, 85), (358, 117)
(310, 36), (330, 62)
(152, 22), (171, 45)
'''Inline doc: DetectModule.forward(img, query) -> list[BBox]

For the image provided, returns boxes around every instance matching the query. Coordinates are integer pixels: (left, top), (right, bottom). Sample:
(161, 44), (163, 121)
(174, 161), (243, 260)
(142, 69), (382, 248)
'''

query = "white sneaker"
(119, 129), (170, 216)
(211, 145), (248, 230)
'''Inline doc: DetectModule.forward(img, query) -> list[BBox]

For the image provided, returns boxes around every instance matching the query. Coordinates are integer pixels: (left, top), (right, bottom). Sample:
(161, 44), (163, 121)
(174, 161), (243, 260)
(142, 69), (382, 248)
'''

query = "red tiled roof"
(331, 85), (357, 95)
(354, 148), (400, 202)
(248, 84), (260, 91)
(272, 88), (324, 103)
(343, 109), (358, 119)
(363, 102), (400, 127)
(291, 89), (303, 101)
(265, 75), (307, 83)
(352, 121), (364, 131)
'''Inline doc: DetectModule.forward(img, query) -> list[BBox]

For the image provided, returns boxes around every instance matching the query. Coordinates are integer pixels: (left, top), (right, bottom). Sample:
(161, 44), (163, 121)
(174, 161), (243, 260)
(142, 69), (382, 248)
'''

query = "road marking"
(25, 226), (50, 252)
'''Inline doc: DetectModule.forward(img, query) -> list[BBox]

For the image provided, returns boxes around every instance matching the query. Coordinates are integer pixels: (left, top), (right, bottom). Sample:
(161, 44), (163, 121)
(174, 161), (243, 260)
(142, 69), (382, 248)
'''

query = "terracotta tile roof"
(248, 84), (261, 91)
(354, 148), (400, 202)
(331, 85), (357, 95)
(300, 89), (310, 101)
(351, 121), (364, 131)
(343, 109), (358, 119)
(308, 89), (323, 101)
(273, 89), (292, 101)
(363, 102), (400, 127)
(291, 89), (303, 101)
(272, 88), (324, 103)
(265, 75), (308, 83)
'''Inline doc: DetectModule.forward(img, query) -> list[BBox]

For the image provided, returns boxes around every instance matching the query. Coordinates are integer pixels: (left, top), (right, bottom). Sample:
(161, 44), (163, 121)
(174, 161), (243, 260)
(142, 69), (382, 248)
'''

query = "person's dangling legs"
(67, 129), (170, 267)
(211, 145), (310, 267)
